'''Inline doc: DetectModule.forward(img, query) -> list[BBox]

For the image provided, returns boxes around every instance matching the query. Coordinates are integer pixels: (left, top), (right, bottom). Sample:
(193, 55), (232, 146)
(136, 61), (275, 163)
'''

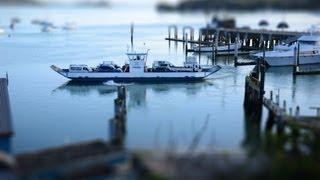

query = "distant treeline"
(0, 0), (110, 7)
(157, 0), (320, 11)
(0, 0), (41, 6)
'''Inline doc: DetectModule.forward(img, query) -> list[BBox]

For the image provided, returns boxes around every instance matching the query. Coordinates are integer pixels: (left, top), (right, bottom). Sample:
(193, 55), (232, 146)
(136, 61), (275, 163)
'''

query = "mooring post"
(293, 46), (298, 74)
(110, 85), (127, 146)
(212, 37), (215, 62)
(283, 100), (287, 113)
(185, 33), (188, 61)
(117, 86), (126, 104)
(191, 28), (194, 41)
(268, 34), (272, 49)
(234, 33), (240, 66)
(168, 25), (178, 40)
(295, 106), (300, 117)
(256, 58), (261, 80)
(259, 59), (266, 103)
(297, 43), (300, 72)
(276, 89), (280, 105)
(0, 77), (13, 137)
(214, 30), (219, 60)
(243, 33), (248, 47)
(228, 33), (231, 57)
(130, 23), (134, 51)
(259, 34), (264, 48)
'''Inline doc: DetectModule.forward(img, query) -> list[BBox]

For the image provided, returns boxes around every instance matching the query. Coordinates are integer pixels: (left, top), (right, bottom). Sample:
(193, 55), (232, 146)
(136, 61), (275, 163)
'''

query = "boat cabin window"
(70, 67), (82, 71)
(128, 54), (146, 61)
(70, 66), (88, 71)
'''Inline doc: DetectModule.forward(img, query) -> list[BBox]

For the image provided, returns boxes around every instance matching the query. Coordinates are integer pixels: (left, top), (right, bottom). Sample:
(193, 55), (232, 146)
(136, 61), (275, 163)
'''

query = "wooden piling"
(185, 33), (188, 61)
(214, 30), (219, 61)
(130, 23), (134, 51)
(295, 106), (300, 117)
(0, 77), (13, 137)
(234, 33), (239, 66)
(293, 46), (298, 74)
(227, 33), (231, 58)
(110, 85), (127, 147)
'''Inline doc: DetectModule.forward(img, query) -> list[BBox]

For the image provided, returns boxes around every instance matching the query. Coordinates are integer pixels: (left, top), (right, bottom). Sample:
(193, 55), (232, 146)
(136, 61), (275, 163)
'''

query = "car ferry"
(51, 51), (221, 83)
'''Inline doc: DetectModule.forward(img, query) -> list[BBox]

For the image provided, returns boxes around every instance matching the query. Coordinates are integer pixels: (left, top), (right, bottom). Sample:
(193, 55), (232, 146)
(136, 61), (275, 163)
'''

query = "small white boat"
(251, 35), (320, 66)
(192, 42), (242, 53)
(51, 50), (221, 83)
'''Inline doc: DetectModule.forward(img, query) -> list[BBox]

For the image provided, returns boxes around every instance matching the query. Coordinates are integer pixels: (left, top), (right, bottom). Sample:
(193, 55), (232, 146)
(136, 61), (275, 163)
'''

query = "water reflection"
(53, 81), (216, 109)
(52, 81), (118, 96)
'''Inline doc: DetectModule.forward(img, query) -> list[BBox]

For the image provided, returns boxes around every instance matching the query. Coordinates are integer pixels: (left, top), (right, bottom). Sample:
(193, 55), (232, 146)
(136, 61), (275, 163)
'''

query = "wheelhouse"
(69, 65), (90, 72)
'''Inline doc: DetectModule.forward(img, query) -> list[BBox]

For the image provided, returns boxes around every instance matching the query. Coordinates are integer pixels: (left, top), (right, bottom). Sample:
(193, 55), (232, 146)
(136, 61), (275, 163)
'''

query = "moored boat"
(51, 50), (221, 83)
(251, 34), (320, 66)
(192, 42), (242, 53)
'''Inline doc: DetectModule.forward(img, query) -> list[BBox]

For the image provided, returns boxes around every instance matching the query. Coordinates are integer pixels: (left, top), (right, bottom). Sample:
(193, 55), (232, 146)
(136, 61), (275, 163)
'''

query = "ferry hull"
(264, 55), (320, 66)
(69, 77), (205, 83)
(51, 65), (221, 83)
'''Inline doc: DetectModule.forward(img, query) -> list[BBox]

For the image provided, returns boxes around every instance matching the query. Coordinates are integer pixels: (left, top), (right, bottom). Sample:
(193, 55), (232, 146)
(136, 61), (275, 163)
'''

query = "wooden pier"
(166, 25), (307, 51)
(244, 59), (320, 134)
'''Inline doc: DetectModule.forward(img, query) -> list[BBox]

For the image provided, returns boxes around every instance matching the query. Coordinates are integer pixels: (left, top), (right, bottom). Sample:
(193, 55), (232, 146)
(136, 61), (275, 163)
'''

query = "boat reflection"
(53, 81), (216, 108)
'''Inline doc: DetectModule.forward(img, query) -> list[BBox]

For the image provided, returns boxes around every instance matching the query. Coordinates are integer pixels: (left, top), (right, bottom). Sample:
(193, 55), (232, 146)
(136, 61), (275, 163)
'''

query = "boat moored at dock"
(251, 35), (320, 66)
(192, 42), (242, 53)
(51, 51), (221, 83)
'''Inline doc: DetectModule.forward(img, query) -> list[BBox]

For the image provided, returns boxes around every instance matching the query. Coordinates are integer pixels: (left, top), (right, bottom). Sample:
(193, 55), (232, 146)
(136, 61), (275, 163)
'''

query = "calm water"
(1, 5), (320, 154)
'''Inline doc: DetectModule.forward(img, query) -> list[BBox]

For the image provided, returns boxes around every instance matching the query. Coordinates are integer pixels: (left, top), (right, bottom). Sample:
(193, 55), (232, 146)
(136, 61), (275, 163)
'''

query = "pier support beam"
(182, 26), (194, 41)
(168, 25), (178, 40)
